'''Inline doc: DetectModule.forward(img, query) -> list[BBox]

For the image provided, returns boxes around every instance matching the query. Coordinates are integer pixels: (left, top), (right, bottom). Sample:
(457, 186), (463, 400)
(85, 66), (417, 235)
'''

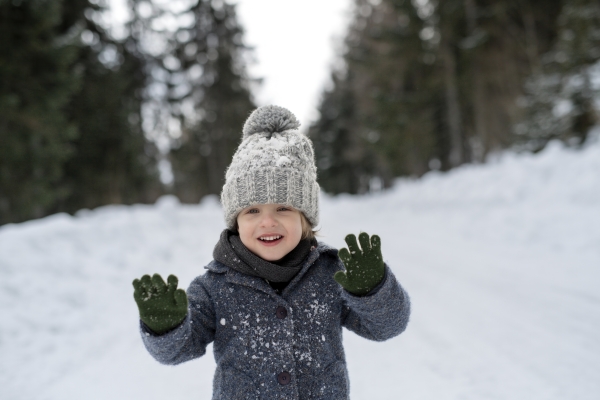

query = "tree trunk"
(464, 0), (487, 160)
(441, 36), (464, 167)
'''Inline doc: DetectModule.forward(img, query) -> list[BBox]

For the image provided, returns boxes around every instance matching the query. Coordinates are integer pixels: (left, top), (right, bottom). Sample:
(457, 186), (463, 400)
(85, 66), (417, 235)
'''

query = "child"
(133, 105), (411, 399)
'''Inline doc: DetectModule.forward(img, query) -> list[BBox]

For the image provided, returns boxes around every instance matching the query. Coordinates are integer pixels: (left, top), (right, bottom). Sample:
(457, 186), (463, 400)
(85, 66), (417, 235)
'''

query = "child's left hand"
(334, 232), (385, 296)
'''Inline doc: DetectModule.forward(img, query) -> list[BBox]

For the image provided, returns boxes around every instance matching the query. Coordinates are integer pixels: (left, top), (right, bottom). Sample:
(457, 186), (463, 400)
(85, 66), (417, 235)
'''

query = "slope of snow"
(1, 138), (599, 399)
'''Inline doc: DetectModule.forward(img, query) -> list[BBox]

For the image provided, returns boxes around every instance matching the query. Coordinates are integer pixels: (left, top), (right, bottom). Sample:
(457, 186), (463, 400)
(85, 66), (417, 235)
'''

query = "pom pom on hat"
(242, 105), (301, 139)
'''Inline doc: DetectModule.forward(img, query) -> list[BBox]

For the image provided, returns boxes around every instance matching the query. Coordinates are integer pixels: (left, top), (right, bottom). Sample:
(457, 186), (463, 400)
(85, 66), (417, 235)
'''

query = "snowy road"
(1, 139), (599, 399)
(320, 180), (600, 399)
(345, 228), (600, 399)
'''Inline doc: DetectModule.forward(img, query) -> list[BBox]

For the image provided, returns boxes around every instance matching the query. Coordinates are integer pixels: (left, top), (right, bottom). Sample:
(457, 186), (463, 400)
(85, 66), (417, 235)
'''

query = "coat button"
(276, 306), (287, 319)
(277, 371), (291, 385)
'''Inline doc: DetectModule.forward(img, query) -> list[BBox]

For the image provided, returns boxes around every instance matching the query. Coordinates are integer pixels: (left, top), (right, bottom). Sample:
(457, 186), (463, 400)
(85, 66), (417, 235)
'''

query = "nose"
(259, 211), (278, 227)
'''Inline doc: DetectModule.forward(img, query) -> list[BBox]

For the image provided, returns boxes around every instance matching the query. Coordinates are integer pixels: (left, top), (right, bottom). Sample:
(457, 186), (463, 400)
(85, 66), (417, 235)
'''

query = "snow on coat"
(140, 241), (411, 399)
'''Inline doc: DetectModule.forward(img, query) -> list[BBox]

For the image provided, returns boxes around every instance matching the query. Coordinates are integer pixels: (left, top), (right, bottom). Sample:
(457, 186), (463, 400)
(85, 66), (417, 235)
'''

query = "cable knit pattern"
(221, 106), (320, 229)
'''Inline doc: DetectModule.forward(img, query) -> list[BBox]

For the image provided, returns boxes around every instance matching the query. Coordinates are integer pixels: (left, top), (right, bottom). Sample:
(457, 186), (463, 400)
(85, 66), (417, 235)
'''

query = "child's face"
(236, 203), (303, 262)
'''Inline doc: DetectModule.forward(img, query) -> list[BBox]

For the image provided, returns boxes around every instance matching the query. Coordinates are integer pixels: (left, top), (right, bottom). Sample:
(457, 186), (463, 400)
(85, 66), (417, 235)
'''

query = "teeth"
(259, 235), (282, 241)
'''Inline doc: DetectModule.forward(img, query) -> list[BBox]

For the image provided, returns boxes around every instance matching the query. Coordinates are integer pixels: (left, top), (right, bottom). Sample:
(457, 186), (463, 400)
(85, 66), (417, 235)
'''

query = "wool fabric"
(221, 105), (320, 229)
(213, 229), (315, 283)
(140, 241), (411, 399)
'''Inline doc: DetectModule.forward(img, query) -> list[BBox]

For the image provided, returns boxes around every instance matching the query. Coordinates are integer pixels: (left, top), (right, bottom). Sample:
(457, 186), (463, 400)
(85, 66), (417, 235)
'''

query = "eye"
(246, 208), (259, 214)
(277, 206), (291, 212)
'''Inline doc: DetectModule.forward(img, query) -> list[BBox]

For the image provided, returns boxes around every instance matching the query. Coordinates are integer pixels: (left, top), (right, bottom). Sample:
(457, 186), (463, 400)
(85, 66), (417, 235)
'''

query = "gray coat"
(140, 242), (411, 399)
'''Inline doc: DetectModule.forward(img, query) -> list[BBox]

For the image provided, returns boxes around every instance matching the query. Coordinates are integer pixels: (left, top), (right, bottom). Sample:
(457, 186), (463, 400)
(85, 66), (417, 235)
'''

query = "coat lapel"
(224, 268), (274, 295)
(282, 242), (339, 295)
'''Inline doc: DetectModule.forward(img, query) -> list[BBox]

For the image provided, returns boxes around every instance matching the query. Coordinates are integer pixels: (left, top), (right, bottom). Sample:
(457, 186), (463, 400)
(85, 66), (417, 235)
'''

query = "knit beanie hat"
(221, 105), (320, 229)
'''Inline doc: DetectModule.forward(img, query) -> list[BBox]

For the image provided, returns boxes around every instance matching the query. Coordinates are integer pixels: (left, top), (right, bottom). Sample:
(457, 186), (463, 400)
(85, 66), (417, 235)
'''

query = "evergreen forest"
(310, 0), (600, 193)
(1, 0), (598, 224)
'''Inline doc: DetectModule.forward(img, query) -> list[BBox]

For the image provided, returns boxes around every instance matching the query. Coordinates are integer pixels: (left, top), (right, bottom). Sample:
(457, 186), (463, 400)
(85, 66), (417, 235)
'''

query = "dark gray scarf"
(213, 229), (315, 283)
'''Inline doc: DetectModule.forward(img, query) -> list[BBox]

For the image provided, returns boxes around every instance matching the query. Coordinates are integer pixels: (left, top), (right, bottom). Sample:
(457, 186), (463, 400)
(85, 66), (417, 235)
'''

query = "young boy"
(133, 106), (411, 399)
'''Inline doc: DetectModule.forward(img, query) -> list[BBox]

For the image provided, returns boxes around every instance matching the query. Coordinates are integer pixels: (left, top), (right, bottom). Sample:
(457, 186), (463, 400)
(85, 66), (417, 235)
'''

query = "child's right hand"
(132, 274), (188, 335)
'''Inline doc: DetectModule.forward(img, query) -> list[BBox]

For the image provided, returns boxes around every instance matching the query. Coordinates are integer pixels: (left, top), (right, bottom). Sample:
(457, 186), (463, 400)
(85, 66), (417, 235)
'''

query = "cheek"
(237, 219), (253, 243)
(287, 218), (303, 239)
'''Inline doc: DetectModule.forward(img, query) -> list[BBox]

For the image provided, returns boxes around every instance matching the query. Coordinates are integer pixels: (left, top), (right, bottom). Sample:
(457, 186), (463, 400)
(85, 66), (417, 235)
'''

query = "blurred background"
(1, 1), (600, 399)
(1, 0), (599, 225)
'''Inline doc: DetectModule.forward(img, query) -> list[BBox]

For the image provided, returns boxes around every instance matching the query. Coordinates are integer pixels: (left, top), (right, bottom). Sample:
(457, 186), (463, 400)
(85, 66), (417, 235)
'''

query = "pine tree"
(0, 0), (161, 225)
(432, 0), (565, 160)
(169, 0), (255, 202)
(57, 12), (162, 212)
(311, 0), (569, 196)
(359, 0), (437, 176)
(0, 0), (80, 224)
(516, 0), (600, 150)
(310, 0), (434, 194)
(310, 70), (378, 194)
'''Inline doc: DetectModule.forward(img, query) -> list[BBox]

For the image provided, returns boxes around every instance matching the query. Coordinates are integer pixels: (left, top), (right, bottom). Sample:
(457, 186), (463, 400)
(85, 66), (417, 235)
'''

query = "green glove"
(132, 273), (188, 335)
(334, 233), (385, 296)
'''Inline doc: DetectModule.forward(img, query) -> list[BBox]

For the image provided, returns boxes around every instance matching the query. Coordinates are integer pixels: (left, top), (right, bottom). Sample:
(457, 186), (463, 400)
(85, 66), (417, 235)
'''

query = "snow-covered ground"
(1, 136), (599, 400)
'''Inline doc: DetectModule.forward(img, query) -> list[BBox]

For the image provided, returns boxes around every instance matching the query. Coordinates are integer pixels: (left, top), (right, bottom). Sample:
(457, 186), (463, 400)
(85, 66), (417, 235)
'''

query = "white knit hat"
(221, 105), (320, 229)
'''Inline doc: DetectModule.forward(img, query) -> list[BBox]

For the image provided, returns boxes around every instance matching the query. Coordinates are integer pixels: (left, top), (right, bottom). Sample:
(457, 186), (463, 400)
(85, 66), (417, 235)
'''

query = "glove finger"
(371, 234), (382, 254)
(152, 273), (167, 294)
(174, 289), (188, 308)
(344, 234), (361, 256)
(136, 275), (155, 302)
(132, 278), (142, 291)
(167, 275), (179, 295)
(338, 248), (352, 267)
(132, 278), (145, 301)
(139, 274), (152, 291)
(358, 232), (371, 253)
(333, 271), (349, 287)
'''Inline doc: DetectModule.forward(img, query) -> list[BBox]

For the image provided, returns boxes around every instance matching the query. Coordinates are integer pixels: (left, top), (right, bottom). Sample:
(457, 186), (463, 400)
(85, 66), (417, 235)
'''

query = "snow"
(1, 137), (599, 399)
(276, 155), (291, 167)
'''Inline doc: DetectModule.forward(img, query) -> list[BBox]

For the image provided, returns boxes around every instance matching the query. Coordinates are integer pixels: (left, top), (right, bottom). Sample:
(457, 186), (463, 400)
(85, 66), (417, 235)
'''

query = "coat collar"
(204, 241), (338, 296)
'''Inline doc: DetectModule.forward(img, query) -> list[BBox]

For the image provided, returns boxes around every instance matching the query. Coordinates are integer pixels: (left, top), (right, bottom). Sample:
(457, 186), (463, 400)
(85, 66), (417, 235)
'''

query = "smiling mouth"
(258, 235), (283, 242)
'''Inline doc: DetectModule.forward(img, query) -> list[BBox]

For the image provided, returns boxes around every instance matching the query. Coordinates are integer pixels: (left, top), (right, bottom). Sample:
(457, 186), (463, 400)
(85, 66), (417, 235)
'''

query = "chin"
(258, 251), (284, 262)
